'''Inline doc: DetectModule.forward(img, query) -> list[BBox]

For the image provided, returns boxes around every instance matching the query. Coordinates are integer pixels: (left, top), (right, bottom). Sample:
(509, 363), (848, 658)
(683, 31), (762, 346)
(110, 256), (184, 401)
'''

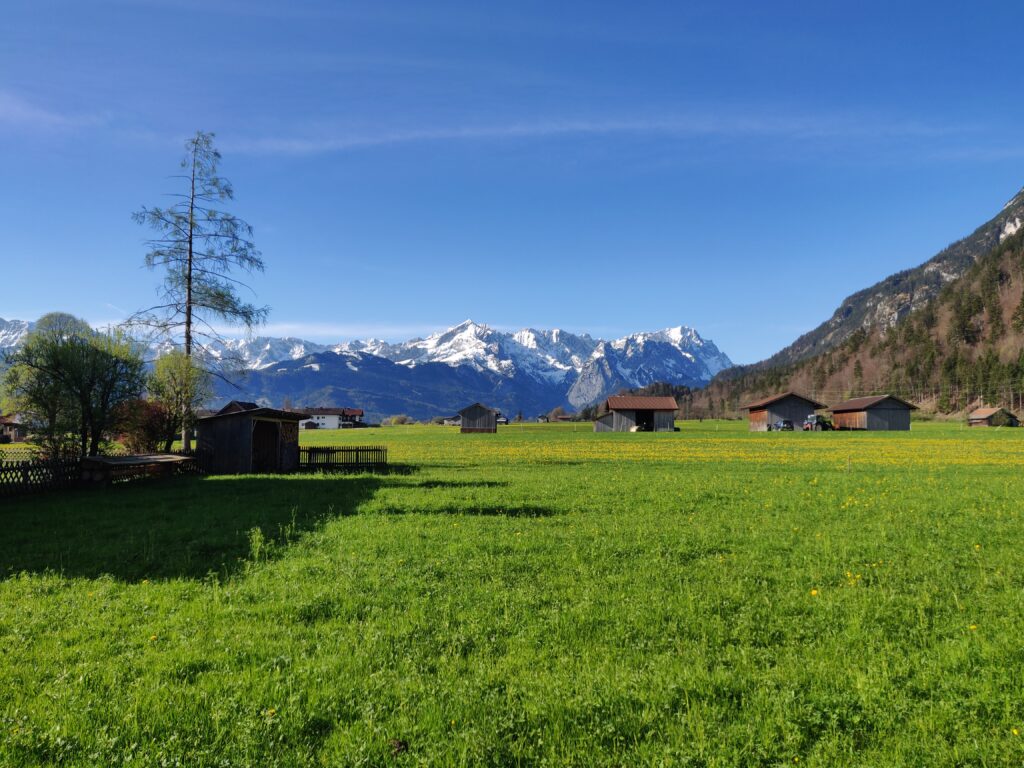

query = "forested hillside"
(699, 229), (1024, 416)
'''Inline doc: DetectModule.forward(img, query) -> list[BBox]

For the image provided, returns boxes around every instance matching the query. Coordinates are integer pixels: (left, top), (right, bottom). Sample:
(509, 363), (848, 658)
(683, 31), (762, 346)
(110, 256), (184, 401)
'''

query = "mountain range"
(0, 318), (732, 421)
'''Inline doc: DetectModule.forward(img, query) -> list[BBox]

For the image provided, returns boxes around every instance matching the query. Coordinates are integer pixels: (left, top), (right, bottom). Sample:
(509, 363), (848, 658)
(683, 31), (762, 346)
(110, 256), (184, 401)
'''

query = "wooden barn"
(593, 395), (678, 432)
(968, 407), (1019, 427)
(741, 392), (826, 432)
(197, 401), (310, 474)
(458, 403), (498, 433)
(830, 395), (917, 431)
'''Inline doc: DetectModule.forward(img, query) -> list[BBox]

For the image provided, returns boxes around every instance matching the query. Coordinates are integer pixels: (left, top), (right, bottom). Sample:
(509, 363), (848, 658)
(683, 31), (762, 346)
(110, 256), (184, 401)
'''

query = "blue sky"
(3, 1), (1024, 363)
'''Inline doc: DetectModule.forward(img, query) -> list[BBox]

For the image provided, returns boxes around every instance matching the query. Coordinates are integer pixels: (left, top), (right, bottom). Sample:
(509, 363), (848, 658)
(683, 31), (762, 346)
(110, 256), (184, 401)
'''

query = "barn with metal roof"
(593, 395), (678, 432)
(740, 392), (826, 432)
(967, 406), (1019, 427)
(830, 395), (917, 431)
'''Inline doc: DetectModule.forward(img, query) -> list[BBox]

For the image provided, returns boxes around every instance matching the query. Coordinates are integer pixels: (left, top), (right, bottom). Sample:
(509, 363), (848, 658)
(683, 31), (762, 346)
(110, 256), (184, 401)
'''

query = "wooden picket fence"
(0, 458), (81, 498)
(299, 445), (388, 473)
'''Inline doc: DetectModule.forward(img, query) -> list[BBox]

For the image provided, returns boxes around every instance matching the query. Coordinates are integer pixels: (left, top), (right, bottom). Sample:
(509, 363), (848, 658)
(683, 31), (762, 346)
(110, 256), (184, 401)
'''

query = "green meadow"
(1, 421), (1023, 766)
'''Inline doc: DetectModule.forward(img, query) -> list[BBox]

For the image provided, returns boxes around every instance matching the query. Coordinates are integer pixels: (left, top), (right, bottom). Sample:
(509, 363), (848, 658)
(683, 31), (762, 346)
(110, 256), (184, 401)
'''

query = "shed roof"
(199, 407), (310, 423)
(458, 402), (497, 415)
(605, 395), (678, 411)
(969, 407), (1013, 419)
(0, 414), (22, 427)
(216, 400), (261, 415)
(740, 391), (827, 411)
(830, 395), (918, 413)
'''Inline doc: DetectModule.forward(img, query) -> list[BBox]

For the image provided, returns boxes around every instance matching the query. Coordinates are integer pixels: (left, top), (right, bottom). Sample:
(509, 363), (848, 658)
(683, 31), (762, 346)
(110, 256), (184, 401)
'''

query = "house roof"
(604, 395), (679, 411)
(306, 407), (364, 417)
(830, 395), (918, 413)
(740, 391), (827, 411)
(969, 407), (1013, 419)
(0, 415), (22, 427)
(199, 406), (310, 422)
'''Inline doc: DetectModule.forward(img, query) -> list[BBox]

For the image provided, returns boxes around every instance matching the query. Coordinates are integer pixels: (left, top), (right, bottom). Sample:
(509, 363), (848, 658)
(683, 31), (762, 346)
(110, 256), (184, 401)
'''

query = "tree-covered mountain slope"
(700, 228), (1024, 416)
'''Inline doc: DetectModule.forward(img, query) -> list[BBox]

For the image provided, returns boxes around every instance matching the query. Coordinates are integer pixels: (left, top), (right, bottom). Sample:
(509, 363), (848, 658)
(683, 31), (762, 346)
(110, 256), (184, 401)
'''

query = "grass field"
(2, 421), (1023, 766)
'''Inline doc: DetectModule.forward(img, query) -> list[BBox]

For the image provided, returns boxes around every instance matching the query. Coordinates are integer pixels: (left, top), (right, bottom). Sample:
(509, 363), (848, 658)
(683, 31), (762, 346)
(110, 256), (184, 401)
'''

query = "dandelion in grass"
(969, 624), (978, 631)
(1012, 727), (1020, 736)
(810, 588), (819, 597)
(149, 634), (157, 642)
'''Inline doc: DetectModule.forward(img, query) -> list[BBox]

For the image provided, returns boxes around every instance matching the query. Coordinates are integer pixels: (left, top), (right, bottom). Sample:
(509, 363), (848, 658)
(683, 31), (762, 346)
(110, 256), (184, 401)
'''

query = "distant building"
(593, 395), (678, 432)
(741, 392), (826, 432)
(442, 415), (462, 427)
(197, 401), (310, 474)
(459, 403), (498, 433)
(968, 407), (1019, 427)
(830, 395), (917, 431)
(0, 414), (26, 443)
(300, 407), (364, 430)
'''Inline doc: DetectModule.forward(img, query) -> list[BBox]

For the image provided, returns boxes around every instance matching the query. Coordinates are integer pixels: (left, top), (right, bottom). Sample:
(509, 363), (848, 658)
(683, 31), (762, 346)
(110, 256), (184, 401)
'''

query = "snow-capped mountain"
(568, 326), (732, 408)
(0, 316), (732, 415)
(0, 318), (32, 354)
(336, 320), (598, 385)
(243, 319), (731, 417)
(153, 336), (332, 369)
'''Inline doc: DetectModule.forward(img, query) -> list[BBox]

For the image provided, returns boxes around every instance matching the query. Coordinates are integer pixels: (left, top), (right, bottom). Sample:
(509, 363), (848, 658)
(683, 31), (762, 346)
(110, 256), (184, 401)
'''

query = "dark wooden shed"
(594, 396), (678, 432)
(741, 392), (826, 432)
(968, 407), (1019, 427)
(459, 403), (497, 433)
(830, 395), (917, 431)
(197, 401), (310, 474)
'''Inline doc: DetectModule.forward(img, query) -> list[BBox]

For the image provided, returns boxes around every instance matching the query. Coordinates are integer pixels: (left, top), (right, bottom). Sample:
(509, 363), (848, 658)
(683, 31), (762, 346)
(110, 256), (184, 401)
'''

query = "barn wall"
(832, 411), (867, 430)
(654, 411), (676, 432)
(593, 413), (615, 432)
(612, 410), (637, 431)
(279, 421), (300, 472)
(866, 407), (911, 431)
(748, 409), (769, 431)
(199, 416), (253, 474)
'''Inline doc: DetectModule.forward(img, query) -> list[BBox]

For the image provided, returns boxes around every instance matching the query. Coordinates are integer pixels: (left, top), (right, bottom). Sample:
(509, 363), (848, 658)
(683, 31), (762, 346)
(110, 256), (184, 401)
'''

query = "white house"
(300, 407), (365, 429)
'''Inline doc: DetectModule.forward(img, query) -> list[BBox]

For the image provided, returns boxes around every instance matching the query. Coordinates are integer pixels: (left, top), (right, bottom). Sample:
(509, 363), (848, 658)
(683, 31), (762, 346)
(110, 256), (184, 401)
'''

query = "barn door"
(252, 420), (279, 473)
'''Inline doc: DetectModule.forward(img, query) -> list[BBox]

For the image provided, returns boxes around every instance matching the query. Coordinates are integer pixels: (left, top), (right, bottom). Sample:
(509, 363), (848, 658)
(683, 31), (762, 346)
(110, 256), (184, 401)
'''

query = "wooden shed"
(593, 395), (678, 432)
(830, 395), (917, 431)
(197, 401), (310, 474)
(459, 403), (497, 433)
(741, 392), (826, 432)
(968, 407), (1019, 427)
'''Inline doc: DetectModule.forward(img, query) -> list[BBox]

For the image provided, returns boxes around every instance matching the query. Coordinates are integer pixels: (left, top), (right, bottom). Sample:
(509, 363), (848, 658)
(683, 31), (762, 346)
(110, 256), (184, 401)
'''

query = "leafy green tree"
(148, 351), (213, 451)
(132, 131), (268, 448)
(2, 313), (146, 457)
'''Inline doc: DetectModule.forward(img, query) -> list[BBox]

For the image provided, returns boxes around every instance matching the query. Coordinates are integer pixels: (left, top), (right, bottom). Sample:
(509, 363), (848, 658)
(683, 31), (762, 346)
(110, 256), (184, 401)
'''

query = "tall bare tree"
(132, 131), (268, 448)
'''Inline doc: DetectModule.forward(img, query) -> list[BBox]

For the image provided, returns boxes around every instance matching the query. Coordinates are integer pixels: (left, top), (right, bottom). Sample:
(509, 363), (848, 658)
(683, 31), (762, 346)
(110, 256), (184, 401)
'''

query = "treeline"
(2, 313), (209, 458)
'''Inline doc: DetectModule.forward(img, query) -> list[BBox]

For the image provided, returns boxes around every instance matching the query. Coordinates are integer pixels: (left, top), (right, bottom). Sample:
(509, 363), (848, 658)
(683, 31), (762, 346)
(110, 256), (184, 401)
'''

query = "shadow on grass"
(381, 504), (556, 518)
(0, 474), (389, 582)
(0, 472), (558, 581)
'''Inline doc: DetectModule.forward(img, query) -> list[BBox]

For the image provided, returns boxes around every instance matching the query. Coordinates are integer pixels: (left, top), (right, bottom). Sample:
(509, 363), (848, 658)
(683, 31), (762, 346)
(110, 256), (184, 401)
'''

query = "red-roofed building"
(967, 406), (1018, 427)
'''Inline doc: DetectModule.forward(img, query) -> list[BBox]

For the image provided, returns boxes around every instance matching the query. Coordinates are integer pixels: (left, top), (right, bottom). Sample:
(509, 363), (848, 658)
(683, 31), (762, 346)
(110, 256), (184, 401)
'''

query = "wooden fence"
(0, 458), (81, 498)
(299, 445), (388, 472)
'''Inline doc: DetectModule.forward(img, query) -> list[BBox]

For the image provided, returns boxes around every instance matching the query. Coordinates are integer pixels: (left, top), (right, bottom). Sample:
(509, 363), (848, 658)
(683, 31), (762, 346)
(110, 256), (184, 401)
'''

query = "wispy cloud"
(0, 90), (106, 131)
(225, 112), (974, 156)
